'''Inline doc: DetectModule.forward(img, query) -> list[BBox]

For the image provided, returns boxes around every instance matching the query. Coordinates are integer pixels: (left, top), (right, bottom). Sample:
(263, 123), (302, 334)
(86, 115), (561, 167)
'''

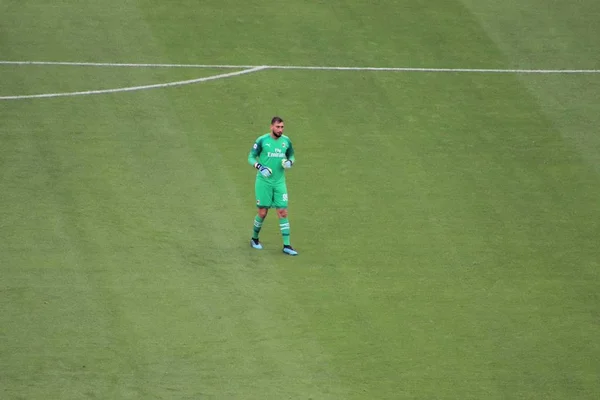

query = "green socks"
(253, 215), (291, 245)
(279, 218), (291, 246)
(252, 215), (264, 239)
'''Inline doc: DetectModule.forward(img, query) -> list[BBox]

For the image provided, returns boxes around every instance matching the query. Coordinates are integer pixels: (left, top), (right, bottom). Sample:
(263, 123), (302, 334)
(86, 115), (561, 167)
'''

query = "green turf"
(1, 1), (599, 399)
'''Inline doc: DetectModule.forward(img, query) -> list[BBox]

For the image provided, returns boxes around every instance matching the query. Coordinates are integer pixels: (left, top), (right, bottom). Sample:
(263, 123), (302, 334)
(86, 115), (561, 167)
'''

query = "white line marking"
(0, 60), (251, 69)
(1, 60), (599, 74)
(270, 65), (600, 74)
(0, 66), (267, 100)
(2, 60), (597, 100)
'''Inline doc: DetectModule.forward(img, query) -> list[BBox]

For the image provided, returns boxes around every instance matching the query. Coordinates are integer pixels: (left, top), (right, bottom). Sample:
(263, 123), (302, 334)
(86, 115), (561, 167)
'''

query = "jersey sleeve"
(248, 137), (262, 167)
(286, 140), (295, 163)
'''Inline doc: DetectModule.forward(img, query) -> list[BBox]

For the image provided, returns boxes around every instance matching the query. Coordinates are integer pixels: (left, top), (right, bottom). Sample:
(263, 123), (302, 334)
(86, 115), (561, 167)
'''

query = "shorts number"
(282, 193), (288, 201)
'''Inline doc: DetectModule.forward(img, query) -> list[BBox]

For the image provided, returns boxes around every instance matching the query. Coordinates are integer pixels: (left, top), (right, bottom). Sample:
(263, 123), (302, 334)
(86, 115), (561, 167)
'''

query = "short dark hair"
(271, 116), (284, 124)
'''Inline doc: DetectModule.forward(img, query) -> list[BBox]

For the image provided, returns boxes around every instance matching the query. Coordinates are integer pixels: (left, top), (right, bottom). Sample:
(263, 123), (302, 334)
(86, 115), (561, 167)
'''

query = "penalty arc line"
(0, 66), (268, 100)
(1, 60), (600, 74)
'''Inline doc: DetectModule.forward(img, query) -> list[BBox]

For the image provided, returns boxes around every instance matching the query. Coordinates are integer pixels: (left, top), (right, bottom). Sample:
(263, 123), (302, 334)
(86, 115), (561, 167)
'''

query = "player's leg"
(251, 180), (272, 249)
(251, 207), (268, 249)
(273, 184), (298, 255)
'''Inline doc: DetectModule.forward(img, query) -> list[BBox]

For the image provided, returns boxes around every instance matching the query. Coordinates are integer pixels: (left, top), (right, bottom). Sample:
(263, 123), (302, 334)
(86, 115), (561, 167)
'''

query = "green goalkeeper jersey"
(248, 133), (295, 184)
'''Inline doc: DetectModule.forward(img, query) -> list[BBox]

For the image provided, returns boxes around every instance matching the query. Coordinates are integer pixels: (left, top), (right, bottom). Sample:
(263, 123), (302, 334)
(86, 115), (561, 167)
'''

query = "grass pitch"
(1, 1), (599, 399)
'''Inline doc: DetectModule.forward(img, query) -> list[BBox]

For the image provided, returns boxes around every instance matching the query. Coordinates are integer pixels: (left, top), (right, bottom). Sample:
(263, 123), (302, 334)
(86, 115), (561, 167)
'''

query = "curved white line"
(0, 66), (267, 100)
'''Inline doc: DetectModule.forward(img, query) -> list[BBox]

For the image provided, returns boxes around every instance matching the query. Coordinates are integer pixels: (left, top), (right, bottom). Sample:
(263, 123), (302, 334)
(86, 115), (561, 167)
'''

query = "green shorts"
(255, 179), (288, 209)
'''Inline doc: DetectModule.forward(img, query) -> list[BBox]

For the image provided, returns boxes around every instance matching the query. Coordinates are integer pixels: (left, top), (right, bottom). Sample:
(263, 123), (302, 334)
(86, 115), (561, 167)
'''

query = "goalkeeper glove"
(254, 163), (272, 178)
(281, 159), (293, 169)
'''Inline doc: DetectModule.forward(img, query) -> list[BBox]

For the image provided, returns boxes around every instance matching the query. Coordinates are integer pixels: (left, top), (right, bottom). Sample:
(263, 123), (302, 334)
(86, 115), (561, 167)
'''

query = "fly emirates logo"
(267, 148), (286, 158)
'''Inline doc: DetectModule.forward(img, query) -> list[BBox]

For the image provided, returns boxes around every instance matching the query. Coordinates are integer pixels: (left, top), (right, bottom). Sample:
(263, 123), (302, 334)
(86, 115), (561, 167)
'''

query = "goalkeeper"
(248, 116), (298, 255)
